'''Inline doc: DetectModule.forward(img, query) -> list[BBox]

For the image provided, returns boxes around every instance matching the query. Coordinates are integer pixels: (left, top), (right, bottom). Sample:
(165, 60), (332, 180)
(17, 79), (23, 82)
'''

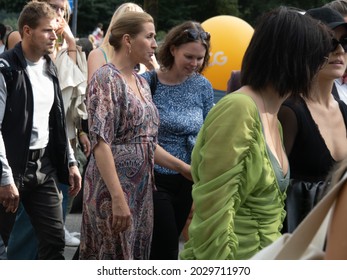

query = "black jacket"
(0, 42), (70, 185)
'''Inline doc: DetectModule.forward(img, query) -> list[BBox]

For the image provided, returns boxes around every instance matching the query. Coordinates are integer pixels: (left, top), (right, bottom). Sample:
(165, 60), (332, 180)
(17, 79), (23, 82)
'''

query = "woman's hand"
(111, 194), (131, 233)
(56, 17), (75, 46)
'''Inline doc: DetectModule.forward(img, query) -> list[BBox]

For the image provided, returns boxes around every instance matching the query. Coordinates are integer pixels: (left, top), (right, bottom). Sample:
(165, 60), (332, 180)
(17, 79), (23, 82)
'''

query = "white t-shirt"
(334, 78), (347, 105)
(26, 57), (55, 149)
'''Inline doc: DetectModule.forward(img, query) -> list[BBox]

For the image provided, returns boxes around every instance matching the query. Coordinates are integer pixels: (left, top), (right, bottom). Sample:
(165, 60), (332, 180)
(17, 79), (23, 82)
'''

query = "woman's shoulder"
(218, 92), (258, 111)
(88, 47), (106, 63)
(205, 93), (260, 126)
(91, 63), (120, 82)
(281, 96), (308, 118)
(140, 69), (155, 82)
(190, 73), (212, 85)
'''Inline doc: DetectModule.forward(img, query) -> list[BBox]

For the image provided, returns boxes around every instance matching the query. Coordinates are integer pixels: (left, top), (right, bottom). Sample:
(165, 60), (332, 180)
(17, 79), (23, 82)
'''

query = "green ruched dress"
(180, 93), (287, 260)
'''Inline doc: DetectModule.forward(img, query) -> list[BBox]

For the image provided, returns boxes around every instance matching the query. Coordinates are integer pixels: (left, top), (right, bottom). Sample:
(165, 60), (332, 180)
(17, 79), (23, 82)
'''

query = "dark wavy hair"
(157, 21), (211, 73)
(241, 6), (333, 98)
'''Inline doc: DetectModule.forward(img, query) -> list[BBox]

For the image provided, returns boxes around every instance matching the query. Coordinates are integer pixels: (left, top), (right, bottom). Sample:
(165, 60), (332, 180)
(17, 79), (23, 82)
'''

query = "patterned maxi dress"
(79, 63), (159, 260)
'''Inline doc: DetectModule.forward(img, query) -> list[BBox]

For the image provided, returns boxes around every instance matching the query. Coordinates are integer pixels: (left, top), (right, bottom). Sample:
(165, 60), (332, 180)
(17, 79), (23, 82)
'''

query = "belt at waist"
(28, 148), (46, 162)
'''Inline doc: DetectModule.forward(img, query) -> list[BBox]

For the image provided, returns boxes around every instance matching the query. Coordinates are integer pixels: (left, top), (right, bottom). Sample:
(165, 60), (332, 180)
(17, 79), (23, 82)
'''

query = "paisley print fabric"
(80, 64), (159, 259)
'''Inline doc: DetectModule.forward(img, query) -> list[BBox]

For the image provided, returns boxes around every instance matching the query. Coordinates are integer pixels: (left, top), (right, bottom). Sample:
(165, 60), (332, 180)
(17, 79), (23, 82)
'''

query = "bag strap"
(149, 70), (158, 95)
(276, 172), (347, 259)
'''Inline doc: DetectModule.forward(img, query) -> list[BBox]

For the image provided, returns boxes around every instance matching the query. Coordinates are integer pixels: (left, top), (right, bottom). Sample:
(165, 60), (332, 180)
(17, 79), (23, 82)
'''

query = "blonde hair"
(109, 11), (153, 52)
(101, 2), (143, 61)
(35, 0), (71, 22)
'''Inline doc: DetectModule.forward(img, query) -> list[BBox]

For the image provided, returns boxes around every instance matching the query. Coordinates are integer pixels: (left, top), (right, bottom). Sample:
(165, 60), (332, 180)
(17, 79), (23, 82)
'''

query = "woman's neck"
(158, 68), (192, 85)
(111, 55), (135, 77)
(304, 78), (335, 107)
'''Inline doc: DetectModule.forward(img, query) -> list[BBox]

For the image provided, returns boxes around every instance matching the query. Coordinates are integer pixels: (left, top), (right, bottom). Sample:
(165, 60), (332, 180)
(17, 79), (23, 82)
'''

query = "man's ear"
(22, 25), (32, 38)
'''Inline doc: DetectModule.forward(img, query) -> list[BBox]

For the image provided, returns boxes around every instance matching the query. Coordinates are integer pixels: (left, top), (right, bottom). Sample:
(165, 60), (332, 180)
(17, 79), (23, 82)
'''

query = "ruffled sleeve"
(87, 65), (120, 149)
(180, 93), (265, 260)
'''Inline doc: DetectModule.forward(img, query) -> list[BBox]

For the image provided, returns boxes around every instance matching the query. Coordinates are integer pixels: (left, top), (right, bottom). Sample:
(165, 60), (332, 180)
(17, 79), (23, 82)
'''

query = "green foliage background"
(0, 0), (333, 39)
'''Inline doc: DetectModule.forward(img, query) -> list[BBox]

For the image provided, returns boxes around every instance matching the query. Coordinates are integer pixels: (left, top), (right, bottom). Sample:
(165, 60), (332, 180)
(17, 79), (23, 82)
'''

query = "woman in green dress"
(180, 6), (333, 260)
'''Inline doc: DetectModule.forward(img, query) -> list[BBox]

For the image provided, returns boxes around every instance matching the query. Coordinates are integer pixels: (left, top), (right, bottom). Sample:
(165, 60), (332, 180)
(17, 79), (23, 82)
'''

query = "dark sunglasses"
(332, 37), (347, 52)
(183, 29), (211, 41)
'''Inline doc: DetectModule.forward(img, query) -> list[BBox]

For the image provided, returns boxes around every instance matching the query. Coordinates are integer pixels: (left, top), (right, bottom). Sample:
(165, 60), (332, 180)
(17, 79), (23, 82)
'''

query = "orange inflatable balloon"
(202, 15), (254, 92)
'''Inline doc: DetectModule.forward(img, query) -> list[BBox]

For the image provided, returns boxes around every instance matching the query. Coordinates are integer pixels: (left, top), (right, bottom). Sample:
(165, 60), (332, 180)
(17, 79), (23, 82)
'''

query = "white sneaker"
(70, 231), (80, 238)
(64, 228), (80, 247)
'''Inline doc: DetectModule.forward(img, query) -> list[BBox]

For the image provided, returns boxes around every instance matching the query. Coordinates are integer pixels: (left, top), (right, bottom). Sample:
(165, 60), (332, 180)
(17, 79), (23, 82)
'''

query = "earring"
(127, 45), (132, 56)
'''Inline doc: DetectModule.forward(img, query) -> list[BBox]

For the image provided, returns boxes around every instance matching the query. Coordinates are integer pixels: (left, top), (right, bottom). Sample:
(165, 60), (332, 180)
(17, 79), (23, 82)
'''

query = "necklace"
(261, 95), (284, 170)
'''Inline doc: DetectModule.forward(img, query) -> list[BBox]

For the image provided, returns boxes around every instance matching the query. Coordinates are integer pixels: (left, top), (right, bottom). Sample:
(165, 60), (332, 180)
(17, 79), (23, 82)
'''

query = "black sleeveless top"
(282, 96), (347, 182)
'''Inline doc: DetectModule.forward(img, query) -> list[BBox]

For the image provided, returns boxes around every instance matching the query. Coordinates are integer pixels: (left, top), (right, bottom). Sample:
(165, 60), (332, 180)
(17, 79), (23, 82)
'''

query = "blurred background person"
(0, 23), (6, 54)
(91, 22), (104, 47)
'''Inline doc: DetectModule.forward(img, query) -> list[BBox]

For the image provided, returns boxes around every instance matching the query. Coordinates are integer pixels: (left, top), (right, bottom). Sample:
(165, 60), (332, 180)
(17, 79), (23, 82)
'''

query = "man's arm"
(0, 72), (19, 213)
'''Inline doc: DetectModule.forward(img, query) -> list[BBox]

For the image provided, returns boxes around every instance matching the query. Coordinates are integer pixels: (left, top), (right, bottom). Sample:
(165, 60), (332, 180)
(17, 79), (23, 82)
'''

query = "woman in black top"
(279, 7), (347, 233)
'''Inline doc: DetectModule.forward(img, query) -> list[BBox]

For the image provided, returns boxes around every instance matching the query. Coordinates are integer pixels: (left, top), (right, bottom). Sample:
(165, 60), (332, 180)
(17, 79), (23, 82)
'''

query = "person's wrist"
(68, 161), (78, 168)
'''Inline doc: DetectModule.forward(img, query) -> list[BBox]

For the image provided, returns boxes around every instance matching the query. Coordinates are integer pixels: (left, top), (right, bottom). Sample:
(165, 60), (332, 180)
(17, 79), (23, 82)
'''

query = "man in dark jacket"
(0, 1), (81, 259)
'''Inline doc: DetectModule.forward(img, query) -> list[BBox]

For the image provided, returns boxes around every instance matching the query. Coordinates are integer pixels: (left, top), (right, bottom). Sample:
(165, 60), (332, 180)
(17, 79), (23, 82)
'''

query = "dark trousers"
(0, 235), (6, 260)
(0, 149), (65, 260)
(150, 172), (193, 260)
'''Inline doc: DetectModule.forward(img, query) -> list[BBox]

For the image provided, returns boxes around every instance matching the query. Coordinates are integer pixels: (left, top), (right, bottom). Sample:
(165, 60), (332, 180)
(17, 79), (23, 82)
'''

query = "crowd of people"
(1, 0), (347, 261)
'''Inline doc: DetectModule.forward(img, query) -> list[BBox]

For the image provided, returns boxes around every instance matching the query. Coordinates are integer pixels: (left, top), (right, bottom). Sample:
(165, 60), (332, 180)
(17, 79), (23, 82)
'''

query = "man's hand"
(68, 165), (82, 197)
(79, 133), (91, 157)
(0, 183), (19, 213)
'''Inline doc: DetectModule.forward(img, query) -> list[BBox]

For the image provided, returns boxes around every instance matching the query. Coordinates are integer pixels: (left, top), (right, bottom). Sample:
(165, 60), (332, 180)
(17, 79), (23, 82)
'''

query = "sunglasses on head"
(332, 36), (347, 52)
(183, 29), (211, 41)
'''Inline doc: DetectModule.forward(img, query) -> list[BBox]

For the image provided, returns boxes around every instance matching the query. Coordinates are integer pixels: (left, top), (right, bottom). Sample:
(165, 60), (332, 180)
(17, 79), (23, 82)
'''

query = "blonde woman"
(80, 11), (190, 260)
(87, 2), (144, 82)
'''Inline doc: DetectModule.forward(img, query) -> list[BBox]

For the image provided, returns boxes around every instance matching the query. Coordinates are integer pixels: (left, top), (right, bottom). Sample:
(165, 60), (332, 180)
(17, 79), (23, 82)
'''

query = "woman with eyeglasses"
(278, 7), (347, 234)
(141, 21), (214, 260)
(179, 6), (332, 260)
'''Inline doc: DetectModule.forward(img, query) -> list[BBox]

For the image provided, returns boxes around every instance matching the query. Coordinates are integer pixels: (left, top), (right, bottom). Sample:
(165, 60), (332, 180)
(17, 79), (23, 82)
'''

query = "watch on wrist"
(68, 161), (78, 168)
